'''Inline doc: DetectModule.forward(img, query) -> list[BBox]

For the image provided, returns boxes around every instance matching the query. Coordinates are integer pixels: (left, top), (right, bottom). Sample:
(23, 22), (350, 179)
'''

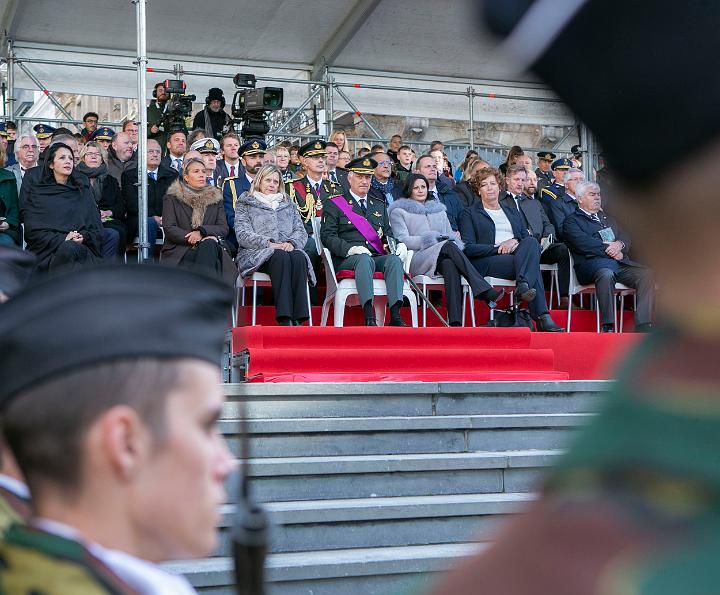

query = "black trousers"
(469, 237), (549, 317)
(304, 236), (320, 305)
(258, 249), (310, 322)
(593, 263), (655, 326)
(436, 241), (492, 325)
(180, 239), (225, 279)
(540, 242), (571, 297)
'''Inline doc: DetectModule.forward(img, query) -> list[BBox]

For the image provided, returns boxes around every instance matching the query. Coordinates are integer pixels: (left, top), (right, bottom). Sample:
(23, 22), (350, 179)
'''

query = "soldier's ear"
(91, 405), (152, 483)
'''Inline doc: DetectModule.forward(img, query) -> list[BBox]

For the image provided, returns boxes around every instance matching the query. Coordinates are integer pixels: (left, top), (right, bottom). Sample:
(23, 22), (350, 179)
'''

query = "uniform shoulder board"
(541, 188), (557, 200)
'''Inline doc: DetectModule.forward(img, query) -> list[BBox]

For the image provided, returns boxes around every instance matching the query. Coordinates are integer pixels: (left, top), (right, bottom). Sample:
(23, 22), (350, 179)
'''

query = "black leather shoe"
(389, 316), (407, 327)
(515, 281), (537, 303)
(535, 313), (564, 332)
(365, 317), (378, 326)
(478, 287), (505, 308)
(601, 323), (616, 333)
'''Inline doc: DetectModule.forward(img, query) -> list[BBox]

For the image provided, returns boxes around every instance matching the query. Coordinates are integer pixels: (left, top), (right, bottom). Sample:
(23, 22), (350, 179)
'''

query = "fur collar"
(166, 180), (222, 229)
(388, 197), (447, 216)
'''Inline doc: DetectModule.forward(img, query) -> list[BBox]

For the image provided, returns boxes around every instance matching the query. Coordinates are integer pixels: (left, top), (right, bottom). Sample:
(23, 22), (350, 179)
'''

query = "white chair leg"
(555, 272), (561, 307)
(252, 280), (258, 326)
(566, 297), (572, 332)
(422, 281), (428, 327)
(334, 293), (347, 327)
(596, 299), (601, 333)
(407, 292), (418, 327)
(375, 298), (387, 327)
(549, 272), (555, 309)
(468, 286), (476, 328)
(461, 286), (466, 327)
(306, 282), (313, 326)
(320, 297), (331, 326)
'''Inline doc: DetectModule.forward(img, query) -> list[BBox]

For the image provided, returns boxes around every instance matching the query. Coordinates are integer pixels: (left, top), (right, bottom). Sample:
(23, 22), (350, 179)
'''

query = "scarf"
(253, 191), (285, 210)
(75, 162), (109, 204)
(371, 176), (394, 194)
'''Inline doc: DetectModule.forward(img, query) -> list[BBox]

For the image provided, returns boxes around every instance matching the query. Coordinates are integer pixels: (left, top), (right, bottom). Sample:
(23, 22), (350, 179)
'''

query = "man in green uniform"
(0, 265), (234, 593)
(431, 1), (720, 592)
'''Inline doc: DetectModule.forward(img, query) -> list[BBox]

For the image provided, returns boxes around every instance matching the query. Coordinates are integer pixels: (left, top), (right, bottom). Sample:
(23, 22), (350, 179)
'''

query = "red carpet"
(232, 326), (642, 383)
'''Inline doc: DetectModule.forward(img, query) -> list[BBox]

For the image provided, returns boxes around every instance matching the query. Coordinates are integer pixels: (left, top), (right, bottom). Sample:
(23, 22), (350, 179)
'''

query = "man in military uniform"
(89, 126), (115, 151)
(534, 151), (555, 195)
(544, 166), (585, 241)
(223, 137), (266, 251)
(538, 157), (571, 216)
(430, 2), (720, 593)
(0, 265), (233, 593)
(321, 156), (408, 326)
(32, 124), (55, 158)
(191, 136), (221, 187)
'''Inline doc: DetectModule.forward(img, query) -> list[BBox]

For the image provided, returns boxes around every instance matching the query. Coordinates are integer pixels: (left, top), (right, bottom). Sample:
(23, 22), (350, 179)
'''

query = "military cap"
(191, 137), (220, 154)
(239, 138), (267, 157)
(0, 122), (7, 138)
(0, 265), (233, 407)
(90, 126), (115, 141)
(33, 124), (56, 139)
(536, 151), (556, 161)
(570, 144), (583, 157)
(551, 157), (573, 170)
(298, 139), (327, 157)
(346, 156), (378, 175)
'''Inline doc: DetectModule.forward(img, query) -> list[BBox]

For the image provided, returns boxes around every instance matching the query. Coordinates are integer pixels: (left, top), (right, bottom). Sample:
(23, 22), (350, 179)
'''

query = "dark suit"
(121, 164), (177, 240)
(459, 202), (550, 318)
(429, 178), (462, 231)
(215, 159), (244, 190)
(327, 168), (349, 190)
(563, 208), (655, 326)
(160, 154), (184, 174)
(535, 168), (553, 195)
(222, 174), (252, 252)
(541, 187), (577, 241)
(320, 191), (404, 308)
(501, 191), (571, 297)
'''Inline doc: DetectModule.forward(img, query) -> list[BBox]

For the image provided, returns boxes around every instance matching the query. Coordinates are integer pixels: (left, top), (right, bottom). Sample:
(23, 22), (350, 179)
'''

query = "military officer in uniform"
(33, 124), (56, 159)
(223, 137), (267, 252)
(191, 137), (221, 187)
(534, 151), (555, 195)
(0, 265), (234, 593)
(538, 157), (571, 215)
(321, 156), (408, 326)
(89, 126), (116, 151)
(286, 140), (344, 299)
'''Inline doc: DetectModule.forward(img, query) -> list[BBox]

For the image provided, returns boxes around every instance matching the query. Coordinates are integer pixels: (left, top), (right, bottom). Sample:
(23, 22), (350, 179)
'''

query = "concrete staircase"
(164, 381), (609, 594)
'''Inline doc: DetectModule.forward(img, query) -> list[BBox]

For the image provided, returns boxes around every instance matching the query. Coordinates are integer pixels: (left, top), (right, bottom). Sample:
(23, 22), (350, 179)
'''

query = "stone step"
(226, 449), (561, 503)
(215, 492), (533, 555)
(222, 380), (608, 419)
(220, 413), (590, 458)
(165, 542), (483, 595)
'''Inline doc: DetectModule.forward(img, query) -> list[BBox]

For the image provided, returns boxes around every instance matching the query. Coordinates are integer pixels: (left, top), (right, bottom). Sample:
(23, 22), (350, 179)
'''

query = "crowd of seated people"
(2, 85), (653, 331)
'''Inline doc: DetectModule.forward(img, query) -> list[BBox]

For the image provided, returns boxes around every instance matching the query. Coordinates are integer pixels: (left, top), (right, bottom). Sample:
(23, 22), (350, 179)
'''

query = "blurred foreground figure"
(431, 2), (720, 593)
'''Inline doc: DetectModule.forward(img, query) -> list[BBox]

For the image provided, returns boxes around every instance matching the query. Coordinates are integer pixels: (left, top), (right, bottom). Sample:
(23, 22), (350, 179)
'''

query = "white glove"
(347, 245), (372, 257)
(394, 242), (409, 264)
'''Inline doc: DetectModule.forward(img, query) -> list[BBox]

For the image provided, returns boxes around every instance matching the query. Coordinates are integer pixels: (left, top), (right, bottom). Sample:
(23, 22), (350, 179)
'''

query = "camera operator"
(147, 82), (168, 151)
(192, 88), (233, 143)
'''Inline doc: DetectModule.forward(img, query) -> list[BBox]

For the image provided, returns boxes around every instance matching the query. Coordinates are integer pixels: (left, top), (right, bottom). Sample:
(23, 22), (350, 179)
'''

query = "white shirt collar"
(306, 174), (323, 187)
(245, 172), (254, 185)
(33, 518), (197, 595)
(0, 474), (30, 499)
(349, 190), (367, 202)
(580, 207), (600, 218)
(224, 158), (240, 167)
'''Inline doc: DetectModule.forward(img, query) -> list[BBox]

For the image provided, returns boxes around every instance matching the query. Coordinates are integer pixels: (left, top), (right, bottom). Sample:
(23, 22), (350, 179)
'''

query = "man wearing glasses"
(78, 112), (99, 141)
(6, 135), (38, 193)
(368, 152), (403, 206)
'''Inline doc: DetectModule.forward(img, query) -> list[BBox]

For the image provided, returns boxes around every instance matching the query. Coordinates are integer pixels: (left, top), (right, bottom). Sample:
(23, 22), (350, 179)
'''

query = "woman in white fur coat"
(388, 173), (503, 326)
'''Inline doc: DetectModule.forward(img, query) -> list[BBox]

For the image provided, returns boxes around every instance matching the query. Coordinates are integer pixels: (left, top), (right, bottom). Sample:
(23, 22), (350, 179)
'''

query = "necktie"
(592, 213), (601, 223)
(313, 184), (320, 197)
(148, 171), (156, 180)
(359, 198), (367, 214)
(174, 158), (182, 171)
(330, 170), (338, 184)
(431, 189), (438, 201)
(229, 165), (235, 177)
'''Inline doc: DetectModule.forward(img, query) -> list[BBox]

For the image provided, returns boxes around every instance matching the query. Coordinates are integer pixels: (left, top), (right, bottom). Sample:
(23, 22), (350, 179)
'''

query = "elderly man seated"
(563, 181), (655, 332)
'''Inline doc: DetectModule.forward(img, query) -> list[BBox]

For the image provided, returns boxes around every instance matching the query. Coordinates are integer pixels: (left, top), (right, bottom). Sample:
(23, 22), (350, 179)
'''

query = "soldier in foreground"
(0, 265), (234, 592)
(431, 1), (720, 592)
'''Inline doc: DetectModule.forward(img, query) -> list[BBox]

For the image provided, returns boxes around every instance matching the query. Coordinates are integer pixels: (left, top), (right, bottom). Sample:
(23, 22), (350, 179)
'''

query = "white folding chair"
(411, 274), (475, 327)
(539, 263), (560, 309)
(484, 277), (517, 321)
(313, 218), (417, 327)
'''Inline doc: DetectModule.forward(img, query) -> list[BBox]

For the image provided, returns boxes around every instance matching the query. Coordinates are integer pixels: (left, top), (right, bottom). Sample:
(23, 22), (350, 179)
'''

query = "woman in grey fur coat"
(388, 173), (503, 326)
(234, 164), (315, 326)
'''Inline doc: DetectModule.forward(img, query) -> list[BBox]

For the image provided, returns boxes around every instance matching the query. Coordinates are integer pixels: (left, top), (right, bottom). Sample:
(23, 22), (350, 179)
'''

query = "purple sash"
(329, 196), (385, 255)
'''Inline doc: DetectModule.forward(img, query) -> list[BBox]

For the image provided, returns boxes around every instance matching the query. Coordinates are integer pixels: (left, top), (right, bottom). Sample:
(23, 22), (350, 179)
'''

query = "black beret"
(482, 0), (720, 185)
(0, 265), (233, 407)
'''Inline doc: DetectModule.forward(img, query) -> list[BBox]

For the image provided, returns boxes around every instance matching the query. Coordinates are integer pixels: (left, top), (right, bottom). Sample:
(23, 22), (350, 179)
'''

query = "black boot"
(363, 301), (377, 326)
(477, 287), (505, 308)
(389, 302), (407, 327)
(535, 313), (564, 332)
(515, 281), (537, 303)
(601, 323), (616, 333)
(277, 317), (292, 326)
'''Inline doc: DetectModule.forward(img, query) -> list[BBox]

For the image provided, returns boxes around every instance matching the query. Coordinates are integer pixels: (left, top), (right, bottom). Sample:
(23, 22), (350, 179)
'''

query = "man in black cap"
(570, 144), (583, 169)
(192, 88), (233, 142)
(222, 138), (266, 251)
(0, 265), (233, 592)
(321, 156), (407, 326)
(430, 2), (720, 593)
(534, 151), (555, 194)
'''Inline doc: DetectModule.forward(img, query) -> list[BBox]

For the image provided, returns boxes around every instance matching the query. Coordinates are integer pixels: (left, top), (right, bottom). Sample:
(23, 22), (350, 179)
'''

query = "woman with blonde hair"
(329, 130), (348, 153)
(234, 164), (315, 325)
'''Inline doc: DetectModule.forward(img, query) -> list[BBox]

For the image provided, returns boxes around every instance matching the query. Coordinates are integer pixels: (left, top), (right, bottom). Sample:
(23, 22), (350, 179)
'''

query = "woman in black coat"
(458, 167), (563, 332)
(23, 143), (104, 274)
(76, 141), (127, 255)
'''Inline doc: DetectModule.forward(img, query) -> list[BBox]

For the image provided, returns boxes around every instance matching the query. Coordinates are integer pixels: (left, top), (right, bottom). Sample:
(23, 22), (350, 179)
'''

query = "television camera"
(160, 79), (196, 133)
(231, 73), (283, 139)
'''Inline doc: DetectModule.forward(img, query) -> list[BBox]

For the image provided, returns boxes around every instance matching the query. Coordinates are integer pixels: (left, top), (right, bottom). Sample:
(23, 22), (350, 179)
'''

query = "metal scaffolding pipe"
(324, 67), (333, 137)
(6, 39), (14, 120)
(467, 86), (475, 150)
(13, 115), (122, 126)
(270, 86), (322, 136)
(333, 85), (383, 140)
(16, 61), (73, 120)
(135, 0), (149, 262)
(13, 57), (328, 87)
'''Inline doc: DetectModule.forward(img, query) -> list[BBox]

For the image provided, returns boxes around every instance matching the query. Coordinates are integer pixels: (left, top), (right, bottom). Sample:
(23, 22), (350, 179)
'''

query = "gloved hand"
(347, 245), (372, 257)
(394, 242), (409, 264)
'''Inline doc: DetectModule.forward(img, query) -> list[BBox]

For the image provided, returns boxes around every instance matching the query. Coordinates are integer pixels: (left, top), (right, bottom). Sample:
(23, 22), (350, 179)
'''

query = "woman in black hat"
(22, 142), (105, 273)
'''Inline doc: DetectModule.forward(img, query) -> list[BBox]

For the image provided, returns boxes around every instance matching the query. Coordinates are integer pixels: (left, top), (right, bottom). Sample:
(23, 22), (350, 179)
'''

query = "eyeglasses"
(84, 151), (101, 158)
(147, 148), (162, 154)
(19, 144), (39, 151)
(378, 160), (392, 166)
